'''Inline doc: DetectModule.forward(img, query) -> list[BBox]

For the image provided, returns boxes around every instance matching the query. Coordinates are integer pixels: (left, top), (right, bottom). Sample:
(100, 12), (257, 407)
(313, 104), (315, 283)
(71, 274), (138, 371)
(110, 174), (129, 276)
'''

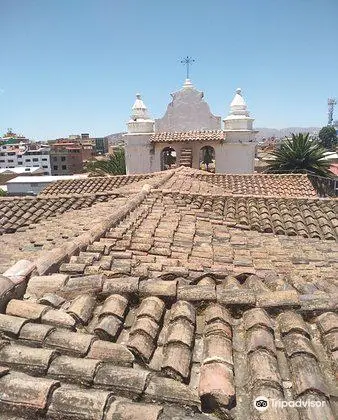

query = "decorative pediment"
(155, 80), (221, 133)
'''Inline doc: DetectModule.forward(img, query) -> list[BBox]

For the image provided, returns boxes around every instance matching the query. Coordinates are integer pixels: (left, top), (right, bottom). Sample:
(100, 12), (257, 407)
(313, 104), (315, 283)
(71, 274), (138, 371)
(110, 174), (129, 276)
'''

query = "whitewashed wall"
(124, 134), (152, 174)
(216, 143), (255, 173)
(155, 86), (221, 132)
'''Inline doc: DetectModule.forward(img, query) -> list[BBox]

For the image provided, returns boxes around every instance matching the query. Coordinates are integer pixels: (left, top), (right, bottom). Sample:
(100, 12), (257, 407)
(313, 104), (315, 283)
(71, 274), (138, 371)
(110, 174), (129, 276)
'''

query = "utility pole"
(328, 98), (336, 126)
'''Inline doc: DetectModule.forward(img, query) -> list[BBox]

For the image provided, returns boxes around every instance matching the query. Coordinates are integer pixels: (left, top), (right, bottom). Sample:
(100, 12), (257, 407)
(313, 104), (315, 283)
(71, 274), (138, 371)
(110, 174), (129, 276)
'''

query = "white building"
(20, 147), (51, 175)
(6, 174), (87, 195)
(0, 143), (51, 175)
(124, 79), (258, 174)
(0, 141), (26, 168)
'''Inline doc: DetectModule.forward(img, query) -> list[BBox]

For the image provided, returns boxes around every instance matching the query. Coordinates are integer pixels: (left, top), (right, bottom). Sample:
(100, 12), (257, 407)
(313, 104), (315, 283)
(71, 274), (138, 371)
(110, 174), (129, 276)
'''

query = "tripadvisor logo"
(254, 396), (269, 412)
(253, 396), (326, 411)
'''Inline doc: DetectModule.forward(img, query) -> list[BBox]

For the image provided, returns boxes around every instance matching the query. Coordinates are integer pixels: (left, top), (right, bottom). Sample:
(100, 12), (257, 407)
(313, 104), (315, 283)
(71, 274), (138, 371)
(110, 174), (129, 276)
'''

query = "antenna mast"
(328, 98), (336, 125)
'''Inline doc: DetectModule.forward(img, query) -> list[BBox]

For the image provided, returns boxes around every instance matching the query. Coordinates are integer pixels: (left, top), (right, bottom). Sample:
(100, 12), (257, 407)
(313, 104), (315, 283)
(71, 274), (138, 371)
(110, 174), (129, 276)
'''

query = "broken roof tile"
(199, 362), (235, 411)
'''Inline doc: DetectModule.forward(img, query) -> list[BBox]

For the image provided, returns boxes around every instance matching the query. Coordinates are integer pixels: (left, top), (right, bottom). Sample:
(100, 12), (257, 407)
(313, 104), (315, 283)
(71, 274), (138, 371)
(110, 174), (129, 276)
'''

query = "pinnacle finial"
(183, 78), (193, 88)
(236, 88), (242, 95)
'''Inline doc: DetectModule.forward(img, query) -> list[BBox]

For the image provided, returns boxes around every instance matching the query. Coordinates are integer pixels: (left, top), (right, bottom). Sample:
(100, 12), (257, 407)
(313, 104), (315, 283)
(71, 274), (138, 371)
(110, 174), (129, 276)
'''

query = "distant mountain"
(256, 127), (321, 141)
(107, 128), (322, 143)
(106, 132), (126, 145)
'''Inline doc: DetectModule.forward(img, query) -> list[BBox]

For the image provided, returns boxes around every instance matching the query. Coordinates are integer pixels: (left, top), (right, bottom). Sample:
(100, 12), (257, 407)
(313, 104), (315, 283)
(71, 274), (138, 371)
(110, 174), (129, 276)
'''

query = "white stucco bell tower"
(216, 88), (257, 174)
(223, 88), (257, 142)
(124, 94), (154, 174)
(127, 94), (155, 134)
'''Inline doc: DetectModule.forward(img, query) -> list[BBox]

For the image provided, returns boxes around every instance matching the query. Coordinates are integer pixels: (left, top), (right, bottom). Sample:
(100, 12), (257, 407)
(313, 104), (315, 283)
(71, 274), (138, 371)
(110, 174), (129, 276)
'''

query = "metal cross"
(181, 56), (195, 79)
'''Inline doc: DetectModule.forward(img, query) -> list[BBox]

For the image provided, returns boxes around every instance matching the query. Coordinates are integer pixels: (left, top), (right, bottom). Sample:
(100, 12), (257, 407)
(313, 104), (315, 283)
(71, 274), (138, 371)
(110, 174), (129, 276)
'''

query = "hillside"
(256, 127), (320, 140)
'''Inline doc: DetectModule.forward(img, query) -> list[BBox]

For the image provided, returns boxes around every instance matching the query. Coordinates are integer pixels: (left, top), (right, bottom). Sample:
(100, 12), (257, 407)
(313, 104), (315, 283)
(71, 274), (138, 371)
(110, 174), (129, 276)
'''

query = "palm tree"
(266, 133), (331, 177)
(86, 147), (126, 176)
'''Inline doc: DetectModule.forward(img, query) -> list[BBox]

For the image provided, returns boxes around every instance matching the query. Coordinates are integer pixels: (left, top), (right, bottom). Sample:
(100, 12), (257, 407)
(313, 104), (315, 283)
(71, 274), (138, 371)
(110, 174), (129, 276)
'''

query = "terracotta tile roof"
(39, 173), (157, 196)
(166, 192), (338, 240)
(173, 167), (321, 198)
(0, 265), (337, 418)
(38, 166), (333, 199)
(150, 130), (225, 143)
(0, 167), (337, 418)
(160, 174), (231, 195)
(0, 196), (129, 273)
(0, 194), (113, 234)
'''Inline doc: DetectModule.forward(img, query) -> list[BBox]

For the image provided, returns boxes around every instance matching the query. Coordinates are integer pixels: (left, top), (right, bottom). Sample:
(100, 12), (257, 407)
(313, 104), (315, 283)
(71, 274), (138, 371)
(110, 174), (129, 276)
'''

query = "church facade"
(124, 79), (258, 174)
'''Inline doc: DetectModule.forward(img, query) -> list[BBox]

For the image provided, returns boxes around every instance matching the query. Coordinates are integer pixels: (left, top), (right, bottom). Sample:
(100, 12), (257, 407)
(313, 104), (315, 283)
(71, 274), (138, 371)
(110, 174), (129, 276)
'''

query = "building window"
(42, 158), (48, 161)
(18, 161), (23, 165)
(61, 156), (66, 161)
(32, 158), (39, 162)
(53, 165), (58, 170)
(53, 156), (57, 161)
(62, 165), (67, 170)
(8, 159), (14, 163)
(25, 159), (31, 162)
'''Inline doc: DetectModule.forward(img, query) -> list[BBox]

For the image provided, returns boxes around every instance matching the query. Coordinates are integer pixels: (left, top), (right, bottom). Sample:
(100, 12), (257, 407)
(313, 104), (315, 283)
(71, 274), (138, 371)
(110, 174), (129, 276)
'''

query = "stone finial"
(131, 93), (150, 121)
(229, 88), (249, 116)
(183, 79), (193, 88)
(127, 93), (155, 134)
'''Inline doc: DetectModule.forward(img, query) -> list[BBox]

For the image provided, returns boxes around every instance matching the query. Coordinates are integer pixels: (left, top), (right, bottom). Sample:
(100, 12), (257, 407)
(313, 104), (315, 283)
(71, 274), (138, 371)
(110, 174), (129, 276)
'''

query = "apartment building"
(0, 130), (51, 175)
(50, 134), (94, 175)
(50, 143), (83, 175)
(0, 143), (51, 175)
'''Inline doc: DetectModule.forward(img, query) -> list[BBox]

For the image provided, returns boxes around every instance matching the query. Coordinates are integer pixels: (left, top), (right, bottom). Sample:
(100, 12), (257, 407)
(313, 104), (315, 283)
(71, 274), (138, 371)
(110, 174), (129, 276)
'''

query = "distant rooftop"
(0, 167), (44, 175)
(6, 174), (88, 184)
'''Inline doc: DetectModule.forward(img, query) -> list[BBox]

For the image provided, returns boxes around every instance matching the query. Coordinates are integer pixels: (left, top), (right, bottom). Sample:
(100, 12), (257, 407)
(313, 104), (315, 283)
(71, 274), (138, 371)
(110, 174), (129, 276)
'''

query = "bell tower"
(124, 94), (154, 174)
(223, 88), (257, 142)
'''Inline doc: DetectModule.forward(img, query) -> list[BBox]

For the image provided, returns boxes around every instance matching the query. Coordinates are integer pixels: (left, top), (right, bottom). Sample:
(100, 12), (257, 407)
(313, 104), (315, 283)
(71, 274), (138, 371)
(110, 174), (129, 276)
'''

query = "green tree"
(318, 126), (337, 150)
(266, 133), (331, 177)
(86, 147), (126, 176)
(0, 188), (7, 196)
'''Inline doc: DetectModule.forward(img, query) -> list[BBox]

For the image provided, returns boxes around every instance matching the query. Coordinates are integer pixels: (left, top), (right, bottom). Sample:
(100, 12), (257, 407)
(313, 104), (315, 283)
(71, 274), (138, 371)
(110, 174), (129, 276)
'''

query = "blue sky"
(0, 0), (337, 139)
